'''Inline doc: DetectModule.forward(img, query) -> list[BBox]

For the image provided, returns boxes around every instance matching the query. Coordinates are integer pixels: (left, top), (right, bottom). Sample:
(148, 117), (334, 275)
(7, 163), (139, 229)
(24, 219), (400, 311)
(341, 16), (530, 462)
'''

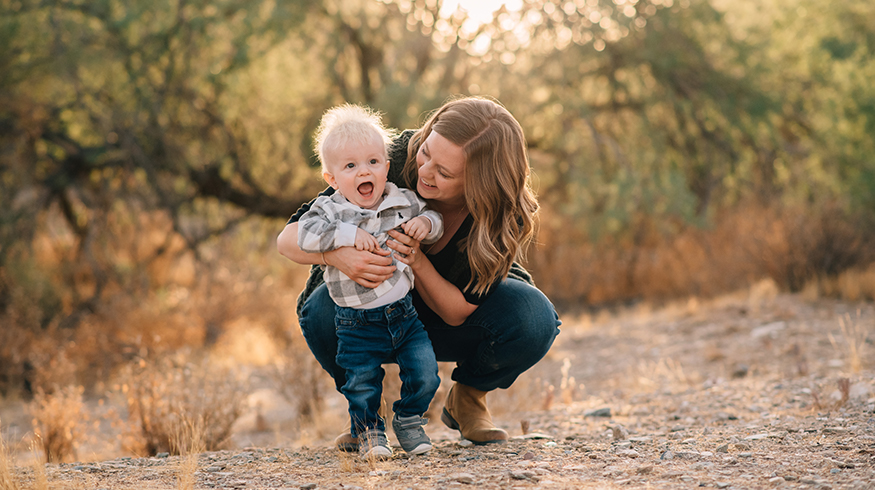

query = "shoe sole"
(361, 446), (392, 460)
(404, 442), (432, 455)
(440, 408), (507, 445)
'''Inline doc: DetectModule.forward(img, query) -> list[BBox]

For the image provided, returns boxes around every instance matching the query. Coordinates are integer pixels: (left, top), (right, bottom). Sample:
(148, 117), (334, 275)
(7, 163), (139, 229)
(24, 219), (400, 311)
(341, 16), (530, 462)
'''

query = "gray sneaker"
(358, 429), (392, 460)
(392, 414), (432, 455)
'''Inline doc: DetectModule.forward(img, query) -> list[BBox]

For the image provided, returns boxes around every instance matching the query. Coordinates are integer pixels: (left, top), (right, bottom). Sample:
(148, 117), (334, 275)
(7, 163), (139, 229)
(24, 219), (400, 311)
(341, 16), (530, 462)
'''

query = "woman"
(277, 96), (560, 447)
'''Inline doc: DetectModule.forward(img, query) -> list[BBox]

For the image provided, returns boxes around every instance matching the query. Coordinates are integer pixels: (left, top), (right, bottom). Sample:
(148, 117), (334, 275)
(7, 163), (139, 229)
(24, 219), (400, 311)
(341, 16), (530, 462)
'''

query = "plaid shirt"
(297, 182), (443, 308)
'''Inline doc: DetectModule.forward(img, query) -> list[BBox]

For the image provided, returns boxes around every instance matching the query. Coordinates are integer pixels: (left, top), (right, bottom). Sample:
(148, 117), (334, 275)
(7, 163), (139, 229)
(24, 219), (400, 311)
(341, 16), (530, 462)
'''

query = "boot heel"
(441, 407), (460, 430)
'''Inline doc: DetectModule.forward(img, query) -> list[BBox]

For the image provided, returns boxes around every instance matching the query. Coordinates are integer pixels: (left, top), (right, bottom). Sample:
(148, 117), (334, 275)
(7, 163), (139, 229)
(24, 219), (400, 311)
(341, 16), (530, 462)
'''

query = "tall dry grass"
(0, 420), (20, 490)
(29, 385), (86, 463)
(829, 311), (871, 374)
(173, 418), (206, 490)
(118, 353), (246, 456)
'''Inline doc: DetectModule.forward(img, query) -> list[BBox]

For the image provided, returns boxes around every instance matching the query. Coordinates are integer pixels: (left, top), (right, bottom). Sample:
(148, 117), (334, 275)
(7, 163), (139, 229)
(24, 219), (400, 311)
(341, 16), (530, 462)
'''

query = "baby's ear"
(323, 171), (338, 189)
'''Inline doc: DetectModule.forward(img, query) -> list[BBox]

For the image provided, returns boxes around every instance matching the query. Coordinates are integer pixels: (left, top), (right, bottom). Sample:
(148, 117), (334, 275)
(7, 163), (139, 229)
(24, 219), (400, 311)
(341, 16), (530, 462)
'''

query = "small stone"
(660, 451), (674, 460)
(636, 465), (654, 475)
(449, 473), (476, 484)
(522, 451), (536, 460)
(585, 407), (612, 418)
(510, 470), (538, 481)
(300, 484), (317, 490)
(611, 425), (629, 440)
(618, 449), (640, 458)
(156, 452), (170, 458)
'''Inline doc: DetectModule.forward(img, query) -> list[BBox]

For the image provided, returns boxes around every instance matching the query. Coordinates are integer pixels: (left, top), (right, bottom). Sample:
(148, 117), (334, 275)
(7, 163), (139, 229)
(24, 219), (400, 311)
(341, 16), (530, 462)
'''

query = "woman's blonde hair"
(403, 97), (539, 295)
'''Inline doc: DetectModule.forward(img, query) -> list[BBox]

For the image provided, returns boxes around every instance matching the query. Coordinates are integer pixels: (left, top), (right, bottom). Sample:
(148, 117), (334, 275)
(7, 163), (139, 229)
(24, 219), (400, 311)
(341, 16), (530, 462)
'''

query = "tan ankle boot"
(334, 431), (357, 452)
(441, 383), (508, 445)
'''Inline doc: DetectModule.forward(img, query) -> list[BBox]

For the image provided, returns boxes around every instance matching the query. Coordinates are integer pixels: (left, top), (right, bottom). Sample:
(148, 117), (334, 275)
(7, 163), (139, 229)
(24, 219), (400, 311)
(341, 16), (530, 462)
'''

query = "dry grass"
(270, 334), (327, 424)
(27, 443), (47, 490)
(29, 385), (86, 463)
(0, 420), (21, 490)
(829, 311), (871, 374)
(173, 418), (206, 490)
(118, 353), (246, 456)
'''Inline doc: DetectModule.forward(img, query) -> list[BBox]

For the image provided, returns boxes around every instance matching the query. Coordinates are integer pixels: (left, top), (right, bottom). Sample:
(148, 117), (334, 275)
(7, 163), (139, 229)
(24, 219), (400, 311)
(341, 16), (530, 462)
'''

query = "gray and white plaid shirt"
(297, 183), (443, 308)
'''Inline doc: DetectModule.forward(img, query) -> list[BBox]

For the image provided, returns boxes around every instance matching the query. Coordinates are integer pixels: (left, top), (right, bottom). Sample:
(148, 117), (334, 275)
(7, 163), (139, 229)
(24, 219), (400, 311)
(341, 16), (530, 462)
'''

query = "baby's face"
(323, 134), (390, 210)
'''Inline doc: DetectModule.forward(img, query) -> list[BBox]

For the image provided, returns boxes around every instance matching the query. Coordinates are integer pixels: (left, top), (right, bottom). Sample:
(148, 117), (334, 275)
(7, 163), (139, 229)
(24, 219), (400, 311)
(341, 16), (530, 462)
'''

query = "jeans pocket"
(336, 317), (359, 331)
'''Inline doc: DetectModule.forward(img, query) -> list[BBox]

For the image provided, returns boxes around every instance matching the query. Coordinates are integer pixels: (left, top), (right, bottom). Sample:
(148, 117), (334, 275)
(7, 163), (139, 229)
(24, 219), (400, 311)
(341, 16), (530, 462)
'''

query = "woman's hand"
(324, 246), (395, 288)
(278, 222), (394, 288)
(387, 228), (424, 269)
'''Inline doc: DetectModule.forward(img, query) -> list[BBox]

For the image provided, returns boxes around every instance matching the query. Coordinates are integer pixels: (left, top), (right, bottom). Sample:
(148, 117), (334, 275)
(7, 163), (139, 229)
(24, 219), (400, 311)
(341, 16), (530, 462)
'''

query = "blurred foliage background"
(1, 0), (874, 398)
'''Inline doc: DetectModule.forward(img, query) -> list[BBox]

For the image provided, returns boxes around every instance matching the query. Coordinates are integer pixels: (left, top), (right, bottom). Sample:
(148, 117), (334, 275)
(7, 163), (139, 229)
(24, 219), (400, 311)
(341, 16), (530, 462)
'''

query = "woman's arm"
(277, 222), (396, 288)
(387, 229), (477, 326)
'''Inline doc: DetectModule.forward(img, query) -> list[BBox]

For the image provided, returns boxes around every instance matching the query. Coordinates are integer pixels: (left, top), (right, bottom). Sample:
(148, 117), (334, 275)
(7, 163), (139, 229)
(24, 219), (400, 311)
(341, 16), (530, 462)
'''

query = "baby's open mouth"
(358, 182), (374, 198)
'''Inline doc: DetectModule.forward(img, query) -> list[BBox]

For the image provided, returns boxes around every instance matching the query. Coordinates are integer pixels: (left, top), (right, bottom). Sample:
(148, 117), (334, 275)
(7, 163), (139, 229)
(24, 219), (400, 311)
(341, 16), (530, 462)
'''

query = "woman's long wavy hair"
(402, 97), (539, 295)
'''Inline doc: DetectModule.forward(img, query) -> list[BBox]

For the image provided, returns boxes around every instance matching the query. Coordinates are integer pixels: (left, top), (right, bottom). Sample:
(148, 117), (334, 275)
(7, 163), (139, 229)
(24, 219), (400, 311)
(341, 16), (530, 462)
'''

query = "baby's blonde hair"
(314, 103), (393, 173)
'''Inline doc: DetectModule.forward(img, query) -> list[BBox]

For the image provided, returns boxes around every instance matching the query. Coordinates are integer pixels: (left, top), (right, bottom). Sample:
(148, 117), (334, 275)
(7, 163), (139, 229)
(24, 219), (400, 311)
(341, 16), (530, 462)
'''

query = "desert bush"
(271, 337), (326, 423)
(529, 203), (875, 309)
(773, 206), (875, 292)
(29, 385), (86, 463)
(118, 353), (246, 456)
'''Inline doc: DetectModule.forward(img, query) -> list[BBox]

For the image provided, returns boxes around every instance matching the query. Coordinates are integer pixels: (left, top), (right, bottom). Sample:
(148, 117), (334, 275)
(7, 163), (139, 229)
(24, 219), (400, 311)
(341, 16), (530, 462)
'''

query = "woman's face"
(415, 130), (466, 207)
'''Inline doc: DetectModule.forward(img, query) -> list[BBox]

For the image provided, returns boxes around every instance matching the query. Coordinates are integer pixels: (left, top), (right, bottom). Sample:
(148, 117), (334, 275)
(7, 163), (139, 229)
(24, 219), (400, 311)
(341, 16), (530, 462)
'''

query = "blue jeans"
(334, 294), (440, 436)
(299, 278), (561, 396)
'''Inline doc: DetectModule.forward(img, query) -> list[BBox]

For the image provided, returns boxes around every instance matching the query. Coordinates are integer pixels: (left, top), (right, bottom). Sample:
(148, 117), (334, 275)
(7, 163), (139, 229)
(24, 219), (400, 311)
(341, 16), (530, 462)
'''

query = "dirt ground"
(3, 279), (874, 489)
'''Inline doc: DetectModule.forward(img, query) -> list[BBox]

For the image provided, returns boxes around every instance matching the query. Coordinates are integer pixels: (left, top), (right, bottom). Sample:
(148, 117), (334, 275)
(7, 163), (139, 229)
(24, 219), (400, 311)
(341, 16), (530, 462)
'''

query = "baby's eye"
(370, 159), (378, 165)
(345, 162), (355, 169)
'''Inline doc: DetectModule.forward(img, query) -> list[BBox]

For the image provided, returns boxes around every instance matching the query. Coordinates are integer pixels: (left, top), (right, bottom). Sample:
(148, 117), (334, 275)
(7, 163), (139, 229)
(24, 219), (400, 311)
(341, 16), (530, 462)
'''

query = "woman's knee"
(489, 280), (560, 353)
(299, 285), (337, 340)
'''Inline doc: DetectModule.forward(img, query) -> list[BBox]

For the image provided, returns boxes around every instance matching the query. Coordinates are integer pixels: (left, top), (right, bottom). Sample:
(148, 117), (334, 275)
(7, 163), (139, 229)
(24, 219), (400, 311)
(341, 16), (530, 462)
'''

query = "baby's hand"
(354, 228), (380, 252)
(401, 216), (431, 241)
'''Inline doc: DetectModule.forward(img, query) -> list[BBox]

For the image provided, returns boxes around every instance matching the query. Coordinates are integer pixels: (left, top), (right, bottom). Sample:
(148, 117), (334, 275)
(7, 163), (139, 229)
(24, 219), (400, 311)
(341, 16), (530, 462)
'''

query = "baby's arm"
(297, 197), (360, 253)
